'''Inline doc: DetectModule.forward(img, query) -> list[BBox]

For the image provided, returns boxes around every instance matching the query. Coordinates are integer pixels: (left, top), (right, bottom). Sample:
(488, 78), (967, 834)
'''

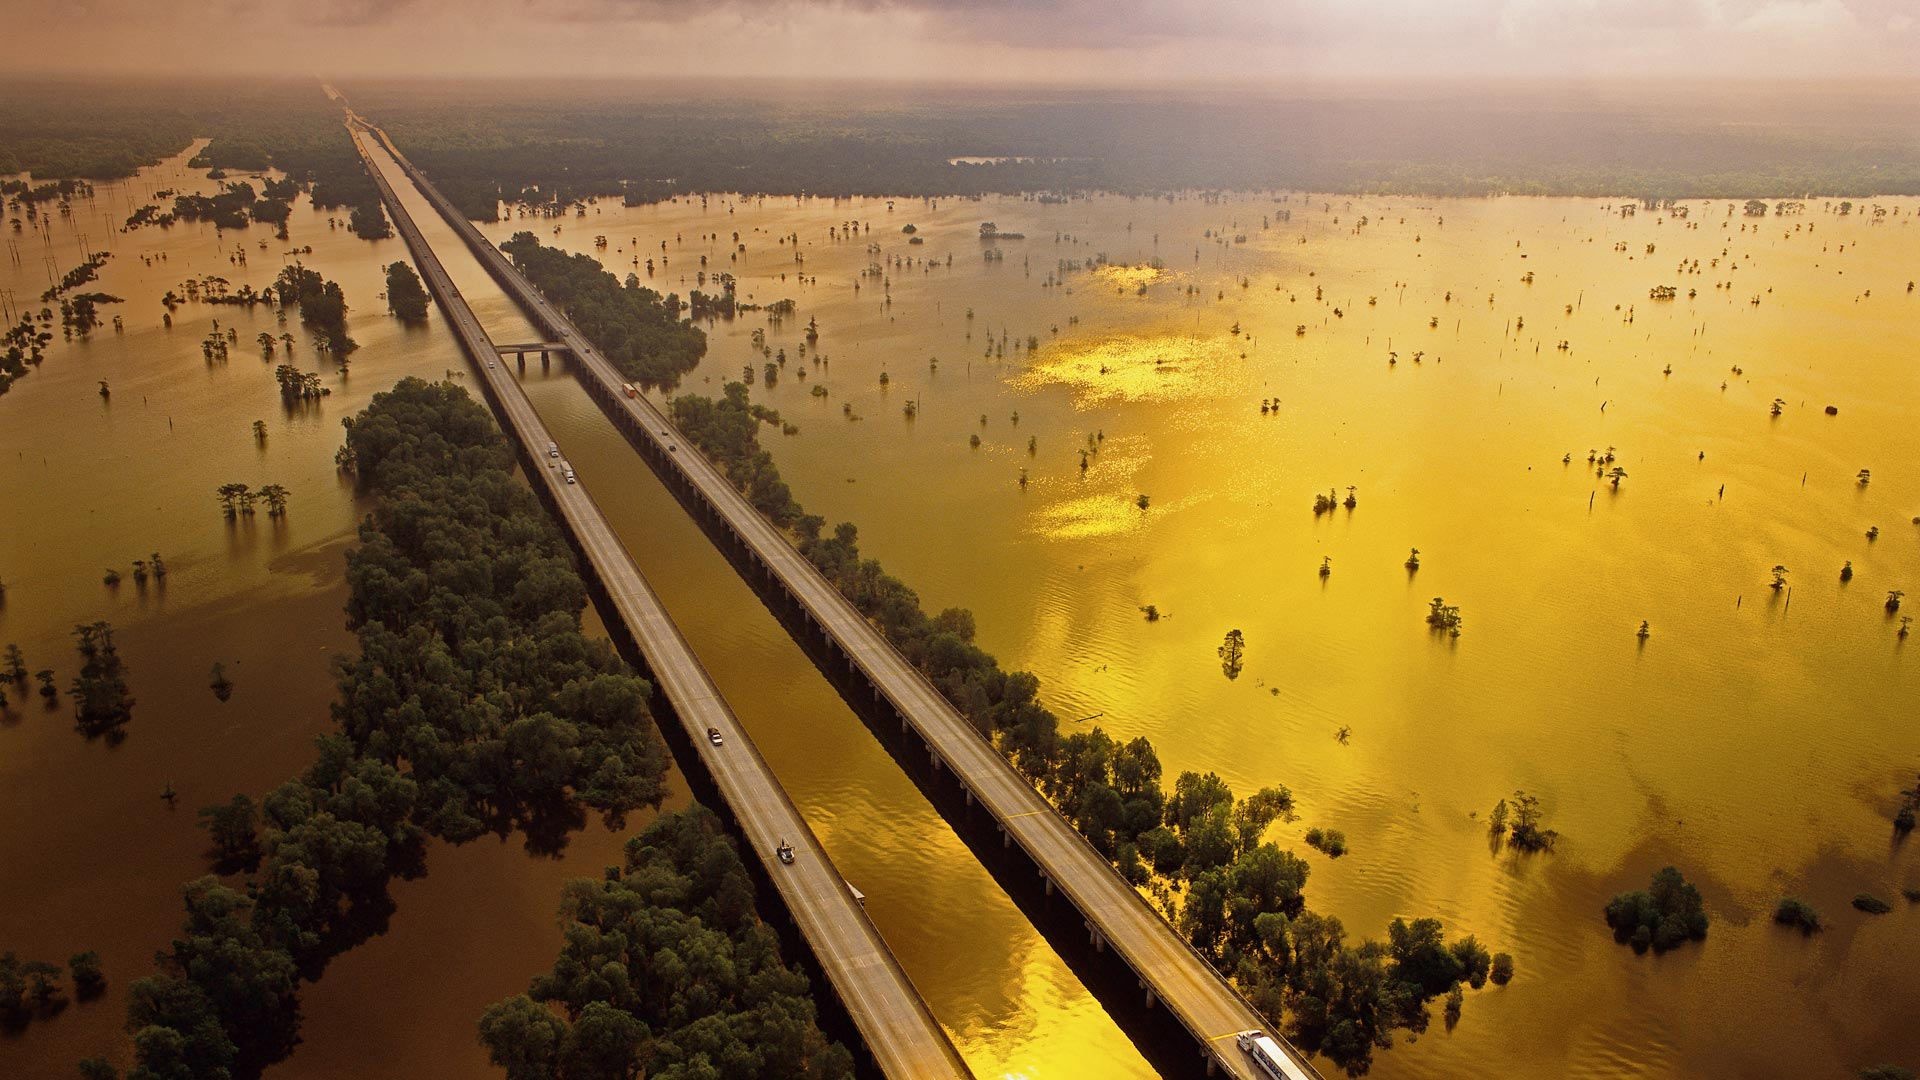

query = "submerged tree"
(1773, 898), (1822, 935)
(257, 484), (290, 518)
(2, 644), (26, 693)
(197, 794), (260, 873)
(1218, 629), (1245, 680)
(70, 621), (134, 739)
(216, 482), (251, 518)
(1503, 791), (1559, 852)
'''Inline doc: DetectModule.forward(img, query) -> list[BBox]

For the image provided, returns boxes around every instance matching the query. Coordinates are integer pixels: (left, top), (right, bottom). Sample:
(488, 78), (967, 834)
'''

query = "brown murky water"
(0, 143), (684, 1077)
(6, 132), (1919, 1080)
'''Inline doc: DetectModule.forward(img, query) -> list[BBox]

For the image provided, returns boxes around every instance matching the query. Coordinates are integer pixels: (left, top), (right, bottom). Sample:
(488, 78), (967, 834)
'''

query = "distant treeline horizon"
(5, 78), (1920, 204)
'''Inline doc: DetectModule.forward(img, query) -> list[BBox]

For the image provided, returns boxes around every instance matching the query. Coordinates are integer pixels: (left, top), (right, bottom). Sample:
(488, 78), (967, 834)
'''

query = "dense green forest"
(499, 233), (707, 387)
(9, 78), (1919, 204)
(189, 114), (390, 240)
(0, 89), (195, 178)
(102, 379), (671, 1079)
(354, 79), (1920, 206)
(479, 807), (854, 1080)
(0, 81), (392, 238)
(667, 380), (1507, 1075)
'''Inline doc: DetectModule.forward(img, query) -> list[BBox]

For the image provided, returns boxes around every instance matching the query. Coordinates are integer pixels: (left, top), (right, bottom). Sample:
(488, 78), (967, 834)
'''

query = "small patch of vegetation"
(1489, 790), (1559, 853)
(1604, 867), (1709, 953)
(274, 266), (356, 358)
(1853, 894), (1892, 915)
(384, 261), (430, 322)
(1303, 827), (1348, 858)
(70, 621), (134, 741)
(1772, 897), (1821, 935)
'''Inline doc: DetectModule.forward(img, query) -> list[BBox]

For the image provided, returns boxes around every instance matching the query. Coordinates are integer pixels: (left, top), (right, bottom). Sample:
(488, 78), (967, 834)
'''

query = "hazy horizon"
(18, 0), (1920, 81)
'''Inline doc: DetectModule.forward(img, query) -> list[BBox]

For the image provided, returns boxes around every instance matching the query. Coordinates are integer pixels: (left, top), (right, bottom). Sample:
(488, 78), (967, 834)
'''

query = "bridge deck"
(362, 114), (1325, 1080)
(349, 119), (972, 1080)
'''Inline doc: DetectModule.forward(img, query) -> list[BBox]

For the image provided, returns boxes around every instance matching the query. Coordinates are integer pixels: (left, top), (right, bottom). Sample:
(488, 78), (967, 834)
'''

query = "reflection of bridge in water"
(347, 114), (973, 1080)
(351, 97), (1324, 1080)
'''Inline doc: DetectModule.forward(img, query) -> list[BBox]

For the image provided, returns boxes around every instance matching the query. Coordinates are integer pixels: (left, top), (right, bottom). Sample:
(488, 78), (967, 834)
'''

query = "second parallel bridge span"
(361, 115), (1325, 1080)
(349, 119), (972, 1080)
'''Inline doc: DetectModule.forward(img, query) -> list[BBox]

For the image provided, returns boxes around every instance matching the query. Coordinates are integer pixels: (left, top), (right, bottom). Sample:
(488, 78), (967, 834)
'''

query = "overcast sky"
(21, 0), (1920, 81)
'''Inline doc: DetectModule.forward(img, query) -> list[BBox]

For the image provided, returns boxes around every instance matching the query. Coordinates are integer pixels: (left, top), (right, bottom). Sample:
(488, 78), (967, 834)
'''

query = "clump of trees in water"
(190, 105), (391, 240)
(1895, 774), (1920, 834)
(70, 621), (134, 742)
(501, 232), (706, 387)
(273, 266), (356, 358)
(216, 482), (286, 517)
(1, 317), (55, 397)
(1304, 827), (1348, 857)
(479, 807), (853, 1080)
(172, 180), (296, 234)
(668, 381), (1501, 1075)
(111, 379), (671, 1080)
(1, 949), (107, 1032)
(383, 262), (429, 322)
(1604, 867), (1709, 953)
(1218, 628), (1245, 680)
(1773, 897), (1821, 934)
(40, 251), (113, 303)
(1488, 791), (1558, 853)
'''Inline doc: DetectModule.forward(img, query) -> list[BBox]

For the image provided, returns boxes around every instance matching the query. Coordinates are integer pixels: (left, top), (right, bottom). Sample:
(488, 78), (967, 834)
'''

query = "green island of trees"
(1604, 867), (1709, 953)
(384, 261), (430, 322)
(479, 806), (854, 1080)
(171, 180), (297, 234)
(107, 378), (673, 1079)
(273, 266), (356, 359)
(70, 621), (135, 742)
(187, 99), (391, 240)
(2, 316), (55, 397)
(500, 233), (707, 388)
(1773, 897), (1821, 935)
(2, 950), (108, 1032)
(1488, 791), (1558, 853)
(668, 380), (1502, 1075)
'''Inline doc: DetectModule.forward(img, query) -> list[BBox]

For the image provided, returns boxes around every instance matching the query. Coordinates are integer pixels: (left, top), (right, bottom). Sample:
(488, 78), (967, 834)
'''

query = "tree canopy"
(500, 233), (706, 388)
(119, 378), (671, 1078)
(480, 807), (854, 1080)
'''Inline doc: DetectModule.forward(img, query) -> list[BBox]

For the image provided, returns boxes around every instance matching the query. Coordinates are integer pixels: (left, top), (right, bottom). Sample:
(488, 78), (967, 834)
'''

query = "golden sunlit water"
(5, 131), (1918, 1080)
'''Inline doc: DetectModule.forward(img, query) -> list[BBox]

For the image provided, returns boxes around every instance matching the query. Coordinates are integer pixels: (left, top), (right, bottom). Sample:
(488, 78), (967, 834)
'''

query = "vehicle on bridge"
(547, 440), (559, 458)
(561, 462), (577, 484)
(623, 382), (639, 398)
(776, 840), (796, 865)
(707, 726), (724, 746)
(1237, 1030), (1313, 1080)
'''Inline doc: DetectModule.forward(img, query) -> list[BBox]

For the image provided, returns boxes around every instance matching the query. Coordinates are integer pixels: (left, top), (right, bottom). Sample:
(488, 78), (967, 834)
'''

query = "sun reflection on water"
(1017, 331), (1248, 405)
